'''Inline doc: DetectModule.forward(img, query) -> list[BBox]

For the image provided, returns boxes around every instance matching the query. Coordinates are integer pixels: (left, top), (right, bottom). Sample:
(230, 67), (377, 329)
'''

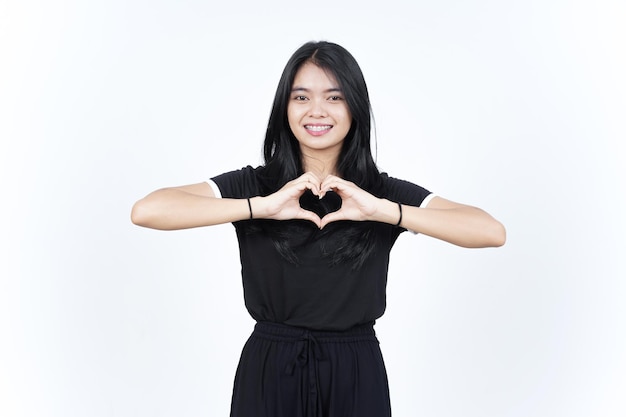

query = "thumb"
(297, 209), (322, 228)
(319, 210), (345, 229)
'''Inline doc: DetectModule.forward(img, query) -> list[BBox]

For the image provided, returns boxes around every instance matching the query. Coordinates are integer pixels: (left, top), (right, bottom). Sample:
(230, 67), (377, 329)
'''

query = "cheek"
(287, 105), (301, 124)
(337, 105), (351, 123)
(337, 108), (352, 129)
(286, 107), (297, 130)
(286, 108), (303, 139)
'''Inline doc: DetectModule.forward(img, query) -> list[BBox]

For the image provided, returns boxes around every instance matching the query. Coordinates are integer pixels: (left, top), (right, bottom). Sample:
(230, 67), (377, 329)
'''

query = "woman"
(131, 41), (505, 417)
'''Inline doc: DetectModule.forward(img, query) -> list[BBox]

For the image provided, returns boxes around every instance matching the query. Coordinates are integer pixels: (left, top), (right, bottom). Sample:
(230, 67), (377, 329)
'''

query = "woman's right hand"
(252, 172), (323, 227)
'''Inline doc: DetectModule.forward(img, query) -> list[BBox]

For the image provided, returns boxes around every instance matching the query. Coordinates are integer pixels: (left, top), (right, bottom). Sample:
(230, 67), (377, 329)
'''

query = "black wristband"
(396, 202), (402, 227)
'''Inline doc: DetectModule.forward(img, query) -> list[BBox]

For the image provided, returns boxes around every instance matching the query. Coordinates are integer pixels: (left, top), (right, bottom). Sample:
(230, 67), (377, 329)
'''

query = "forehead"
(292, 62), (340, 89)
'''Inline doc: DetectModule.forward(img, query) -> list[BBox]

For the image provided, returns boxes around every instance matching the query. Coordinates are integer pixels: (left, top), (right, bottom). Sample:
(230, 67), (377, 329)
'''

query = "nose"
(309, 99), (327, 117)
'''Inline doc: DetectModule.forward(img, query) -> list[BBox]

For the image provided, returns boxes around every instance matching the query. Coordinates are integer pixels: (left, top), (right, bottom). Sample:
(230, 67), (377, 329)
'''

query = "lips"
(305, 124), (332, 135)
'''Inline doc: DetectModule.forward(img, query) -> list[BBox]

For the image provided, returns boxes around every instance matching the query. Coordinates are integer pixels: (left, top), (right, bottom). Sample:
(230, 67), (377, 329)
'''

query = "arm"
(130, 182), (253, 230)
(374, 196), (506, 248)
(131, 173), (325, 231)
(318, 176), (506, 248)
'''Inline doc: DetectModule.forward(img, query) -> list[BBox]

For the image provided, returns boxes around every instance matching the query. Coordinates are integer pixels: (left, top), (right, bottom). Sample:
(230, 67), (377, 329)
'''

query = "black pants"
(230, 321), (392, 417)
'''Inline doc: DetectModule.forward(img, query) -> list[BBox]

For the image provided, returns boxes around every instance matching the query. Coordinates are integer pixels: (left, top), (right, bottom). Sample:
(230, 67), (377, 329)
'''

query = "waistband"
(252, 321), (377, 343)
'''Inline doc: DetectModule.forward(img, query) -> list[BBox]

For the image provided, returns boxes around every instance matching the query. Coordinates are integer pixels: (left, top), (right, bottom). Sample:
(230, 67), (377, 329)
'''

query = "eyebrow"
(291, 87), (343, 93)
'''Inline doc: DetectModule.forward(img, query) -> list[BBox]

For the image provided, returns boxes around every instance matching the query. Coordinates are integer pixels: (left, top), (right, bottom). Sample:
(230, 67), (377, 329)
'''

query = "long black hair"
(252, 41), (384, 269)
(262, 41), (381, 190)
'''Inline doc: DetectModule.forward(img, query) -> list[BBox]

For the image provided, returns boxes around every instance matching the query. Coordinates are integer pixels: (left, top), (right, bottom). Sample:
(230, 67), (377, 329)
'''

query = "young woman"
(131, 41), (505, 417)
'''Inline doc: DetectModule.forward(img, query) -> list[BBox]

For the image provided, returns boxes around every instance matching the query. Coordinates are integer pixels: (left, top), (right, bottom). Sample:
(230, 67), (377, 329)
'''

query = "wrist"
(248, 196), (267, 219)
(374, 198), (403, 225)
(396, 202), (403, 227)
(246, 197), (253, 219)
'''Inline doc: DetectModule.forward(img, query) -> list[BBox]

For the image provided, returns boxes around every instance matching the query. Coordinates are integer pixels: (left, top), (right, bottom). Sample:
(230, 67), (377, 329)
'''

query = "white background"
(1, 0), (625, 416)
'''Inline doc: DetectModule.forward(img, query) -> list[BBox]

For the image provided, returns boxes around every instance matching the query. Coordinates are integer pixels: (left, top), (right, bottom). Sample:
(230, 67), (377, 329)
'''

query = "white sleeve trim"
(206, 179), (222, 198)
(405, 193), (437, 234)
(420, 193), (437, 208)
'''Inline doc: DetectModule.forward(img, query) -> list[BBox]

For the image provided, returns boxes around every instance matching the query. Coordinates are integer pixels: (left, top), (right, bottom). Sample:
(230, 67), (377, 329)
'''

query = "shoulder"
(378, 172), (433, 206)
(210, 165), (264, 198)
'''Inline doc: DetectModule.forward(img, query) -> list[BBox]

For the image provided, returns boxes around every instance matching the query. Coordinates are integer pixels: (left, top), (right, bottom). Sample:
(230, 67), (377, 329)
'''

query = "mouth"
(305, 124), (333, 133)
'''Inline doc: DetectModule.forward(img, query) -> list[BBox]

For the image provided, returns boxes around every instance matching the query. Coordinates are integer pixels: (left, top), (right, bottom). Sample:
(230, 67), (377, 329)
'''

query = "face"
(287, 62), (352, 163)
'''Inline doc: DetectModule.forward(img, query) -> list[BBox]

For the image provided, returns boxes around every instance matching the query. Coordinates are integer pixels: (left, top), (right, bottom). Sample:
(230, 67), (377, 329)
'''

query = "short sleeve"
(380, 175), (434, 235)
(210, 166), (262, 199)
(381, 175), (434, 208)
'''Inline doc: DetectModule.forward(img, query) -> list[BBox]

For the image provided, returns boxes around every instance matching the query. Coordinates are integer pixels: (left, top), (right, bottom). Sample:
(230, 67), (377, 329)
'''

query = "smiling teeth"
(306, 125), (332, 132)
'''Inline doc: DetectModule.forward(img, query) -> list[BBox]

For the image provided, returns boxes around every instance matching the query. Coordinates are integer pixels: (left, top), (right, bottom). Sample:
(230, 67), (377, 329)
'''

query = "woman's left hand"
(317, 175), (388, 228)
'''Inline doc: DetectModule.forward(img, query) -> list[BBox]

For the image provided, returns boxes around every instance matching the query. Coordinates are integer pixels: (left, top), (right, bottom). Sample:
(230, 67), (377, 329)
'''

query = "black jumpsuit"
(210, 166), (432, 417)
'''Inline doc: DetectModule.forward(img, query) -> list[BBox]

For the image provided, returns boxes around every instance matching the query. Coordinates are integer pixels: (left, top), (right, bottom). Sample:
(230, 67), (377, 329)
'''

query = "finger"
(318, 178), (337, 198)
(320, 176), (351, 194)
(291, 173), (314, 188)
(296, 173), (322, 196)
(320, 175), (337, 189)
(289, 176), (320, 197)
(319, 210), (346, 229)
(304, 180), (321, 197)
(300, 171), (323, 185)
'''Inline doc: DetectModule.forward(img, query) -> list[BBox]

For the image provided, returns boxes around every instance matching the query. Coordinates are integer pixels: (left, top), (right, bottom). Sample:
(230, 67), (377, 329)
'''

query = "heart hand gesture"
(254, 173), (387, 229)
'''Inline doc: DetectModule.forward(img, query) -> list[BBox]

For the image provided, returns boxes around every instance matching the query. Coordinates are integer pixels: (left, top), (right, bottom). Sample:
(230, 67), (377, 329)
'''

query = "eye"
(328, 96), (344, 101)
(293, 95), (308, 101)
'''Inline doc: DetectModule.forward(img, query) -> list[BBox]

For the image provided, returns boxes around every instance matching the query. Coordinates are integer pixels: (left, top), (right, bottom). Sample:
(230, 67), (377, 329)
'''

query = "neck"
(301, 153), (339, 179)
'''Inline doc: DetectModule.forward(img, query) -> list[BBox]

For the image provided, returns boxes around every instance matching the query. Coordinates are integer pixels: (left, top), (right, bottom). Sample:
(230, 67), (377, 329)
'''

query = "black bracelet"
(247, 198), (253, 219)
(396, 202), (402, 227)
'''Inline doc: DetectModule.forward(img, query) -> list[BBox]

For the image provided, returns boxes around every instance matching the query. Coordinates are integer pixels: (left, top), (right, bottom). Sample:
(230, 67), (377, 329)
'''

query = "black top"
(211, 166), (431, 331)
